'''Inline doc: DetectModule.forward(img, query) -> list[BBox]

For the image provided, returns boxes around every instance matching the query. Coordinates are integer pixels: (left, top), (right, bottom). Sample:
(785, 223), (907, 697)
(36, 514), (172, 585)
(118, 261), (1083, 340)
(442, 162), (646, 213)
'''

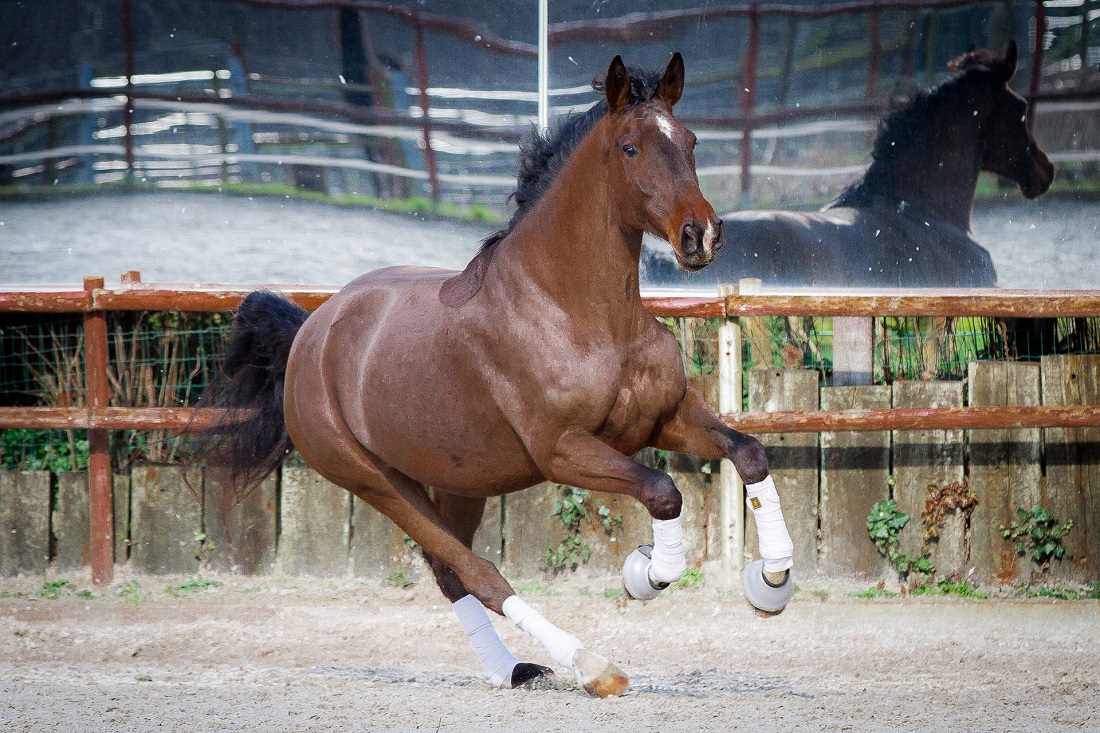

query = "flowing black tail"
(200, 290), (309, 492)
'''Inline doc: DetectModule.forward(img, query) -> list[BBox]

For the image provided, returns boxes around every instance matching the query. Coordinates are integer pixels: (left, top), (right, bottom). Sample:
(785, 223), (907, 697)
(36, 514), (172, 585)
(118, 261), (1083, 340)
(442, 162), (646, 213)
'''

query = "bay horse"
(203, 54), (796, 697)
(643, 41), (1054, 289)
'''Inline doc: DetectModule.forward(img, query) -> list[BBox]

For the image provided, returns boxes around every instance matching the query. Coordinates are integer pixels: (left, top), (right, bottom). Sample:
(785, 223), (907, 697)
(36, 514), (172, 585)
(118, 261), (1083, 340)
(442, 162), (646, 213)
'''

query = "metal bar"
(738, 4), (761, 202)
(538, 0), (549, 133)
(1027, 0), (1047, 131)
(2, 404), (1096, 434)
(82, 276), (114, 585)
(723, 404), (1100, 433)
(120, 0), (135, 181)
(865, 7), (882, 97)
(413, 13), (440, 202)
(723, 291), (1100, 317)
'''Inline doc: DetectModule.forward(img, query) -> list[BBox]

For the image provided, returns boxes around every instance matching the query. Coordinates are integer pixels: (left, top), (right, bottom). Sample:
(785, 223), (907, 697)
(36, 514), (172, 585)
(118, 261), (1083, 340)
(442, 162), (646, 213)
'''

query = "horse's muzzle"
(676, 218), (724, 271)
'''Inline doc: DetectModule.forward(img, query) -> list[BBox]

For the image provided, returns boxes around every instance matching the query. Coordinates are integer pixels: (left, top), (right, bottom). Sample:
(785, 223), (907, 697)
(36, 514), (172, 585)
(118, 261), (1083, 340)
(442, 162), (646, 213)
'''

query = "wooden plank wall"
(1, 356), (1098, 585)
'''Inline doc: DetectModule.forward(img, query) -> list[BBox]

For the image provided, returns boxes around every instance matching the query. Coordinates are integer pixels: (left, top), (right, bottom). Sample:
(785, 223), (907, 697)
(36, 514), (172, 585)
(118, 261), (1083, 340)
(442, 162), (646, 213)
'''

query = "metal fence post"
(738, 4), (761, 206)
(413, 12), (440, 202)
(83, 276), (114, 584)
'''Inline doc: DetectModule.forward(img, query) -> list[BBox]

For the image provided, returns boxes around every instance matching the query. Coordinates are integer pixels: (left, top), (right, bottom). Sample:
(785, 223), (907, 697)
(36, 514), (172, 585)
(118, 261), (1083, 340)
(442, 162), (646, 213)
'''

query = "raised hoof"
(508, 662), (556, 690)
(742, 558), (793, 616)
(622, 545), (668, 601)
(571, 649), (630, 698)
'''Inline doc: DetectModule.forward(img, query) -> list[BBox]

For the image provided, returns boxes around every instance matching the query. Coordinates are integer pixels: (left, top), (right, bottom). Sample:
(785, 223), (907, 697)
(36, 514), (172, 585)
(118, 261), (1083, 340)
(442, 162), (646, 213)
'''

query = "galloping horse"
(643, 41), (1054, 289)
(203, 55), (796, 697)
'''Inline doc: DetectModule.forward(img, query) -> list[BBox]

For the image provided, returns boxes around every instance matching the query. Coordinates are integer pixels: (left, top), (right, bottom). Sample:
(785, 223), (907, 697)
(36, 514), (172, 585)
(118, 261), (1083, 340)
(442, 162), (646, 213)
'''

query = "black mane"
(826, 64), (992, 210)
(480, 65), (665, 251)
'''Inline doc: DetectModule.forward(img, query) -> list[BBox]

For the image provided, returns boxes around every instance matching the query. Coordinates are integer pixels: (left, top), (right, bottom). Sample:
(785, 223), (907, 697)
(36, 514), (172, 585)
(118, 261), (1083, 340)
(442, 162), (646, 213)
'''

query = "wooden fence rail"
(2, 277), (1100, 585)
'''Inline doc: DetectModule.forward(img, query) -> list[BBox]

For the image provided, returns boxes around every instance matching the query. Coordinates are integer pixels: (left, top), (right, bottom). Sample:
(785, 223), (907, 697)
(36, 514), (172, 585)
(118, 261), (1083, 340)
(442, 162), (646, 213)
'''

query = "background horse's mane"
(479, 65), (665, 251)
(826, 57), (998, 210)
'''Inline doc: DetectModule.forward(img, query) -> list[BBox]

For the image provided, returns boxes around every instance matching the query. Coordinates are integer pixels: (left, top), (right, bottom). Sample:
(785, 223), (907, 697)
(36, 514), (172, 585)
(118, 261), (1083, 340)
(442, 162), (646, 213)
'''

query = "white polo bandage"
(746, 476), (794, 573)
(453, 595), (519, 689)
(502, 595), (583, 668)
(649, 516), (687, 585)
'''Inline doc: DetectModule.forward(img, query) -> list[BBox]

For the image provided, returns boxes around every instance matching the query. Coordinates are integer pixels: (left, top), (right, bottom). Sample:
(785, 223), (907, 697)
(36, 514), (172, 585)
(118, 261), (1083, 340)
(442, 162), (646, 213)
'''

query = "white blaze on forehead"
(655, 114), (674, 141)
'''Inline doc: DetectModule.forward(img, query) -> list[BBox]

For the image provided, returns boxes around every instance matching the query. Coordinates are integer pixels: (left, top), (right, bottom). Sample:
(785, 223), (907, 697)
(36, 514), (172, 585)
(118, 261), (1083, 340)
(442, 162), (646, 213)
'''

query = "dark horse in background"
(201, 55), (797, 698)
(643, 41), (1054, 290)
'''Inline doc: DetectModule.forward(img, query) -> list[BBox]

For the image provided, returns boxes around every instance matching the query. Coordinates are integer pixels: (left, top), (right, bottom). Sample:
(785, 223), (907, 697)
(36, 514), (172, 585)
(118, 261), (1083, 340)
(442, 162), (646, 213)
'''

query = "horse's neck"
(494, 147), (645, 321)
(867, 123), (981, 231)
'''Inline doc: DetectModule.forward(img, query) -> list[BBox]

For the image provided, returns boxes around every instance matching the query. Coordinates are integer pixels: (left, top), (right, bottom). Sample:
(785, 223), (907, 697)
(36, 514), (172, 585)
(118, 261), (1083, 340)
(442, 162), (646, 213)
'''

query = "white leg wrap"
(746, 476), (794, 573)
(502, 595), (583, 669)
(453, 595), (519, 689)
(649, 516), (687, 585)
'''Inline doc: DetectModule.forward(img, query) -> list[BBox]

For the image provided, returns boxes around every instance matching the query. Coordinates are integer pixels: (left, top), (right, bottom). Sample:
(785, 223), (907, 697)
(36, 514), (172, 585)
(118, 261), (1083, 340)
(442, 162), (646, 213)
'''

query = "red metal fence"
(3, 277), (1100, 583)
(2, 0), (1097, 201)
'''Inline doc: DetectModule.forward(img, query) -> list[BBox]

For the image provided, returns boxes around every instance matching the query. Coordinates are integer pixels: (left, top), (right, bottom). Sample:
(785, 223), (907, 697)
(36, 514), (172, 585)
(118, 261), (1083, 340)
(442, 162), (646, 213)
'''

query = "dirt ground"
(1, 570), (1097, 733)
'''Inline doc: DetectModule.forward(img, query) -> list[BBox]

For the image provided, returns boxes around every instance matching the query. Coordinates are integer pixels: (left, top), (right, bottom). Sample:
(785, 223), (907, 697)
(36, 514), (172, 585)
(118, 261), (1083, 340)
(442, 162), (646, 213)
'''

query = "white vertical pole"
(537, 0), (549, 132)
(718, 282), (745, 582)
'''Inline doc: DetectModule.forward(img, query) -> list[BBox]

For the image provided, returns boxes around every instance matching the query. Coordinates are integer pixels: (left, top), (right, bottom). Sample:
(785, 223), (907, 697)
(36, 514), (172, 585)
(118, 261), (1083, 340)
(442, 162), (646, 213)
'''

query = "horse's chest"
(596, 362), (683, 449)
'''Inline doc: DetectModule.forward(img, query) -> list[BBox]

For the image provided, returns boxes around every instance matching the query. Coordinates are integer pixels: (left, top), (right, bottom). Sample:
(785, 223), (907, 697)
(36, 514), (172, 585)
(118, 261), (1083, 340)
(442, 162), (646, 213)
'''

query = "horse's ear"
(997, 39), (1019, 82)
(605, 56), (631, 113)
(655, 52), (685, 108)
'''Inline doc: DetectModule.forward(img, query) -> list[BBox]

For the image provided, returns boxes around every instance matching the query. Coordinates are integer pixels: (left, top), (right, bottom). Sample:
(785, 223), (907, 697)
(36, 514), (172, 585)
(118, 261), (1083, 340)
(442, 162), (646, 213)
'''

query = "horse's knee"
(731, 433), (769, 485)
(640, 473), (682, 520)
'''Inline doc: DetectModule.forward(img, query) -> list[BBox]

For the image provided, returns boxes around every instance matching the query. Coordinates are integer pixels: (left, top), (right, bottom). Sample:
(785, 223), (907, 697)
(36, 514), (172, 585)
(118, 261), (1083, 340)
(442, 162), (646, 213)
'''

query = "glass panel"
(0, 0), (536, 284)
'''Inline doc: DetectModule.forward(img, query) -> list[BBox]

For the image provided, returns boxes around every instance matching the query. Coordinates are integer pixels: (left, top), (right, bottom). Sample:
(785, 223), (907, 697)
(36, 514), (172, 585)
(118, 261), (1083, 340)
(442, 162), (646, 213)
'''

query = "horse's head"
(950, 40), (1054, 199)
(598, 53), (723, 271)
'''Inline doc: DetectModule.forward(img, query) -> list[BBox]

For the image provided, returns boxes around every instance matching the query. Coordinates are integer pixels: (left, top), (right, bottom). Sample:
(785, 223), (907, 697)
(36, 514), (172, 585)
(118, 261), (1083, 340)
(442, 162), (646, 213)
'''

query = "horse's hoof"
(571, 649), (630, 698)
(508, 662), (556, 690)
(742, 559), (792, 615)
(622, 545), (668, 601)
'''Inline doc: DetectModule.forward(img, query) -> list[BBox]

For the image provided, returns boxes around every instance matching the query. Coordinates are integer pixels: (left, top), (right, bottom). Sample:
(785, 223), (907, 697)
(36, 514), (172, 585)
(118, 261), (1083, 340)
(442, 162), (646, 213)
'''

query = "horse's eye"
(621, 143), (639, 158)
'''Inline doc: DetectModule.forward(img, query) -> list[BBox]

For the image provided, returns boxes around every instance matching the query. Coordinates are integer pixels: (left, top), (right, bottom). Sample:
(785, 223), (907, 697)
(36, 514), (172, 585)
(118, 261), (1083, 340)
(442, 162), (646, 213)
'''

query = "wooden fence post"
(968, 361), (1042, 585)
(1041, 355), (1100, 583)
(718, 283), (744, 578)
(83, 275), (114, 584)
(832, 317), (873, 386)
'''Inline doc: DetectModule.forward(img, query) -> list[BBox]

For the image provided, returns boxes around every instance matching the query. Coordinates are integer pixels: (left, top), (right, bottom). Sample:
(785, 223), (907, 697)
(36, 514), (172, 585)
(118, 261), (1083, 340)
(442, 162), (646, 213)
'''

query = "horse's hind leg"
(426, 492), (554, 690)
(346, 472), (627, 697)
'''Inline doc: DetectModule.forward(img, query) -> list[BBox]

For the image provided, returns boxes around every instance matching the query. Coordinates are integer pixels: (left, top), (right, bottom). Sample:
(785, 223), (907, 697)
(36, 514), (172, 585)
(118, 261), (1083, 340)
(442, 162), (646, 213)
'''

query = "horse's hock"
(2, 354), (1098, 586)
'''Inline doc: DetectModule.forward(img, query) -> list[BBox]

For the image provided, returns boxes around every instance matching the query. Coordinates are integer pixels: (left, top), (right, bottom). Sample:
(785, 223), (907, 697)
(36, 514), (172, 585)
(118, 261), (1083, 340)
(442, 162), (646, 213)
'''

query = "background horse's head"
(598, 54), (723, 271)
(950, 40), (1054, 199)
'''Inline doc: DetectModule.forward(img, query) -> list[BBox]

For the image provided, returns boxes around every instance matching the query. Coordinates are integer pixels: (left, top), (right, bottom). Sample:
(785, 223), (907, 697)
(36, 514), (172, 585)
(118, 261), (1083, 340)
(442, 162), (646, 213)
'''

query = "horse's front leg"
(653, 384), (794, 614)
(546, 430), (689, 601)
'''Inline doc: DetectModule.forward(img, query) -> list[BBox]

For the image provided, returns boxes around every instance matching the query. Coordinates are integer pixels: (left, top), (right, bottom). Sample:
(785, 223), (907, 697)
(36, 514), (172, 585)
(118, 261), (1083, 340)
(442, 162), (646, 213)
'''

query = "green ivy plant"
(1002, 505), (1073, 570)
(542, 485), (622, 575)
(867, 499), (933, 580)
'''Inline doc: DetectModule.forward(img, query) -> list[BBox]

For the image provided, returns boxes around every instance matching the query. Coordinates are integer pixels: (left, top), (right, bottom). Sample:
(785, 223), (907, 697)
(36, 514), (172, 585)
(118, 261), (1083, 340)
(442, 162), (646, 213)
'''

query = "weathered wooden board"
(114, 473), (129, 564)
(56, 472), (90, 571)
(0, 471), (50, 576)
(746, 369), (820, 574)
(968, 362), (1042, 585)
(204, 467), (278, 575)
(501, 482), (570, 579)
(576, 489), (651, 574)
(820, 385), (892, 579)
(471, 495), (504, 567)
(666, 451), (721, 567)
(130, 464), (203, 575)
(892, 380), (966, 575)
(1041, 354), (1100, 583)
(350, 496), (415, 579)
(277, 458), (350, 576)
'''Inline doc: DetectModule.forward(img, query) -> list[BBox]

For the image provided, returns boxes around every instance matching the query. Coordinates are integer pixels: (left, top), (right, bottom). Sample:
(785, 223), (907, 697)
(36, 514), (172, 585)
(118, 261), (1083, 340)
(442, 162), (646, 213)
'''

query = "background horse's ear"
(605, 56), (631, 113)
(996, 39), (1019, 82)
(655, 52), (685, 108)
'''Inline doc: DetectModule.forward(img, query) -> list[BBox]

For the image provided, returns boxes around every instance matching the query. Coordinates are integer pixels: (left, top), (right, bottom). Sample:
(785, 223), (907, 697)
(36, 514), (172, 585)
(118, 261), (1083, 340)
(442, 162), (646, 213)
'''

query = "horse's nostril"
(680, 223), (702, 255)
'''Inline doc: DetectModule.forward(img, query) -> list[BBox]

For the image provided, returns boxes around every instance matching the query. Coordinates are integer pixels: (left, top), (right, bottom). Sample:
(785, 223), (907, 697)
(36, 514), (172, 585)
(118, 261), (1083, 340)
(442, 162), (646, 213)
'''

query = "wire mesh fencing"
(2, 309), (1099, 472)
